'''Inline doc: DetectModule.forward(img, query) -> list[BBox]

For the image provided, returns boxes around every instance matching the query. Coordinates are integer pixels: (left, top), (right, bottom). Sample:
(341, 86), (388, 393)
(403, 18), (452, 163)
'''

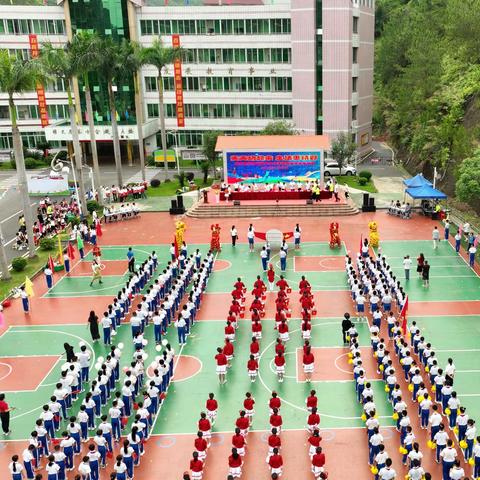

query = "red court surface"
(70, 260), (128, 277)
(296, 347), (381, 382)
(294, 255), (345, 272)
(0, 355), (60, 391)
(213, 259), (232, 272)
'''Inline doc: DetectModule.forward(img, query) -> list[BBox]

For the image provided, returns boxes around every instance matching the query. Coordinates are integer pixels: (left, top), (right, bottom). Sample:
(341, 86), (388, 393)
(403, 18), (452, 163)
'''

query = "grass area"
(0, 249), (51, 300)
(336, 175), (378, 193)
(147, 178), (213, 197)
(30, 190), (71, 197)
(0, 163), (14, 171)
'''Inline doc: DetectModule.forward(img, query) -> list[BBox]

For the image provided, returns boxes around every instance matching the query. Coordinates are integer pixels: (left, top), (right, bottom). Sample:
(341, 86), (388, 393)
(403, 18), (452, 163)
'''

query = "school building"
(0, 0), (374, 161)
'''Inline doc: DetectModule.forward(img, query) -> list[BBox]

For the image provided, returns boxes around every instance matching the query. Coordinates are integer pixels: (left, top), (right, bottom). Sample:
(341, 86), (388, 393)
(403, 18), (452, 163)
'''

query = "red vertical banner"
(171, 34), (185, 128)
(28, 34), (49, 127)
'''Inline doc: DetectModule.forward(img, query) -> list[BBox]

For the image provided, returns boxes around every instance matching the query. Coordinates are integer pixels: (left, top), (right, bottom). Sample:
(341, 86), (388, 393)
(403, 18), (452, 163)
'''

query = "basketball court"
(0, 212), (478, 478)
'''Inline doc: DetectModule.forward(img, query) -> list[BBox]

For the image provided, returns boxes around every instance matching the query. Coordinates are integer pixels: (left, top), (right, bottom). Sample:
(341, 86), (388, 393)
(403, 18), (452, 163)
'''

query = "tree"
(70, 31), (102, 198)
(202, 131), (222, 180)
(456, 150), (480, 213)
(330, 132), (356, 175)
(0, 49), (46, 258)
(139, 39), (185, 179)
(96, 37), (126, 187)
(39, 43), (88, 216)
(260, 120), (297, 136)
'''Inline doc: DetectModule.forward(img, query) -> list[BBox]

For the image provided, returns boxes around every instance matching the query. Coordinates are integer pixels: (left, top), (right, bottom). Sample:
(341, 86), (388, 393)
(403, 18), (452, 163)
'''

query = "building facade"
(0, 0), (374, 159)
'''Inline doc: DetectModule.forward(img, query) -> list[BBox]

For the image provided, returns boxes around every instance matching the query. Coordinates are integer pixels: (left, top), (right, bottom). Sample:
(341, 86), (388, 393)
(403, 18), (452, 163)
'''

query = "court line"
(0, 362), (13, 381)
(447, 241), (480, 279)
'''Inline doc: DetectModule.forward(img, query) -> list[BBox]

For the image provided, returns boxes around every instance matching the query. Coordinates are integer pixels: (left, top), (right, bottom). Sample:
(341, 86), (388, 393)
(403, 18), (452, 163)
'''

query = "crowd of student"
(102, 205), (140, 224)
(100, 184), (148, 204)
(345, 248), (479, 480)
(8, 246), (215, 480)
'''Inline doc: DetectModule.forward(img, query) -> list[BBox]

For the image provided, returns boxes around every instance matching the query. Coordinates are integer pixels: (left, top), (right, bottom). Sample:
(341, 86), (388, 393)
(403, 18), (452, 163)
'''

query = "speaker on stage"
(363, 193), (370, 206)
(233, 200), (241, 206)
(171, 199), (177, 210)
(176, 195), (184, 209)
(369, 197), (375, 207)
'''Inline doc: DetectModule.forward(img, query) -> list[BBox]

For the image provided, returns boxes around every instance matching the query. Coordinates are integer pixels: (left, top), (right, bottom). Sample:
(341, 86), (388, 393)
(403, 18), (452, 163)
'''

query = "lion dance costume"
(210, 224), (221, 252)
(368, 221), (380, 248)
(329, 222), (341, 249)
(175, 220), (186, 247)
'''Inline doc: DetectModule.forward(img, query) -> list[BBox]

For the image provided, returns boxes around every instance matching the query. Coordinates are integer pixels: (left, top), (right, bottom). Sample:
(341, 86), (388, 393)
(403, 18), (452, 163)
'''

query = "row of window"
(0, 132), (64, 150)
(182, 48), (291, 64)
(0, 18), (66, 35)
(140, 18), (291, 36)
(147, 103), (292, 119)
(0, 104), (69, 121)
(145, 76), (292, 93)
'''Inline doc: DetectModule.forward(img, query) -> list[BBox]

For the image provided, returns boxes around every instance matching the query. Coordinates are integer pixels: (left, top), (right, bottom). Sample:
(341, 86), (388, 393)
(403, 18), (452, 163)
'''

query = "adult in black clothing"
(64, 343), (75, 362)
(342, 312), (353, 344)
(88, 311), (100, 342)
(0, 393), (11, 434)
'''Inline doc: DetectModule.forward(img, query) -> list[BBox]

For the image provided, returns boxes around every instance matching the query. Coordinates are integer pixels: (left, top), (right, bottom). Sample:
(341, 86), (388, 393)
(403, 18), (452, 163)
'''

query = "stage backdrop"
(225, 150), (322, 184)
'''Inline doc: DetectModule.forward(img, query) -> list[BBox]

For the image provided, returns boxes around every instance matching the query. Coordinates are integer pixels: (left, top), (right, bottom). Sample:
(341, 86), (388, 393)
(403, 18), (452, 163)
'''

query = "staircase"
(186, 200), (359, 218)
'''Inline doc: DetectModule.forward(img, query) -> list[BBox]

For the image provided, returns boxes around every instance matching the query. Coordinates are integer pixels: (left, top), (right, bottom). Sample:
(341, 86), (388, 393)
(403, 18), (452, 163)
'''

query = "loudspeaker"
(176, 195), (184, 209)
(171, 199), (177, 210)
(363, 193), (370, 206)
(306, 199), (313, 205)
(169, 198), (185, 215)
(369, 197), (375, 207)
(233, 200), (241, 206)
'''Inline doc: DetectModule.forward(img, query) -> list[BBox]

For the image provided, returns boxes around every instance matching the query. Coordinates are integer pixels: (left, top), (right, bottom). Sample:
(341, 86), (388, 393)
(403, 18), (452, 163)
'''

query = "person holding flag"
(21, 280), (33, 313)
(44, 257), (55, 288)
(400, 296), (409, 335)
(77, 231), (85, 259)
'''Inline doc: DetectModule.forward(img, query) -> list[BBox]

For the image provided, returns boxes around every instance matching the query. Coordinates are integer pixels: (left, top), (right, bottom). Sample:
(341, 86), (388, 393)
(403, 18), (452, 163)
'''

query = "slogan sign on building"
(28, 34), (49, 128)
(171, 34), (185, 128)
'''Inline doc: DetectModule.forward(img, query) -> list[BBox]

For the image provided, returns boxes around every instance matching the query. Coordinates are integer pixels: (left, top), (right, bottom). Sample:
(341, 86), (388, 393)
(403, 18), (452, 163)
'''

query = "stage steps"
(186, 200), (359, 218)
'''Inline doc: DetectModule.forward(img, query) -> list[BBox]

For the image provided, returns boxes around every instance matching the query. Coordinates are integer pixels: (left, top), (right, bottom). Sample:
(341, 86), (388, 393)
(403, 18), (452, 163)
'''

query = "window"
(352, 77), (358, 93)
(233, 20), (245, 34)
(17, 105), (39, 120)
(147, 103), (159, 118)
(145, 77), (157, 92)
(352, 105), (357, 121)
(0, 20), (5, 34)
(353, 17), (359, 34)
(0, 106), (10, 119)
(47, 104), (69, 120)
(353, 47), (358, 64)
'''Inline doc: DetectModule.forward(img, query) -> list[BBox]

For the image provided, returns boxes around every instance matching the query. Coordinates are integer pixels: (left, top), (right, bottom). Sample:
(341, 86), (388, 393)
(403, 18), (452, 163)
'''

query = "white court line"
(456, 370), (480, 373)
(435, 349), (480, 353)
(456, 393), (480, 397)
(447, 241), (480, 279)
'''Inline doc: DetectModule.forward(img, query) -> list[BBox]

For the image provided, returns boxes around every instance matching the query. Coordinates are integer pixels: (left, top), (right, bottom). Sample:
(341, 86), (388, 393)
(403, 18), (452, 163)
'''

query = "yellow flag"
(57, 236), (64, 265)
(25, 276), (35, 297)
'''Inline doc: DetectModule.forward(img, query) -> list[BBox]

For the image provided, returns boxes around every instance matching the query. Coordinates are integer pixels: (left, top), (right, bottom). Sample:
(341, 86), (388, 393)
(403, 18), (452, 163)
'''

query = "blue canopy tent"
(403, 174), (433, 188)
(405, 184), (447, 199)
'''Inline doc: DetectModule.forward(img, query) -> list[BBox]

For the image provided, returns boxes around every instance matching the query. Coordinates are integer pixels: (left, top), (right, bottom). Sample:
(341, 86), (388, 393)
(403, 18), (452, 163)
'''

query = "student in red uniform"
(189, 451), (204, 480)
(275, 308), (286, 330)
(274, 352), (286, 383)
(225, 321), (235, 342)
(250, 337), (260, 360)
(252, 320), (262, 339)
(243, 392), (255, 422)
(251, 284), (264, 299)
(303, 346), (315, 383)
(278, 319), (289, 342)
(231, 428), (246, 456)
(308, 430), (322, 458)
(276, 276), (289, 291)
(223, 339), (234, 367)
(269, 392), (282, 413)
(267, 428), (282, 460)
(234, 278), (245, 292)
(251, 308), (261, 323)
(275, 339), (285, 356)
(301, 292), (313, 311)
(194, 431), (208, 461)
(253, 275), (266, 291)
(307, 407), (320, 433)
(311, 446), (326, 479)
(306, 390), (318, 412)
(205, 393), (218, 425)
(235, 411), (250, 437)
(267, 264), (276, 291)
(228, 448), (243, 479)
(301, 320), (312, 341)
(215, 347), (228, 384)
(247, 355), (259, 383)
(268, 448), (283, 477)
(227, 311), (238, 329)
(230, 301), (241, 316)
(250, 296), (263, 313)
(197, 413), (211, 445)
(299, 276), (311, 293)
(269, 408), (283, 433)
(302, 308), (312, 322)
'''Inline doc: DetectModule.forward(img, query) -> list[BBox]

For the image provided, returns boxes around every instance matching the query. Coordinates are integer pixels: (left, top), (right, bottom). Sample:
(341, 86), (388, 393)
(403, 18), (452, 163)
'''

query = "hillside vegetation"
(374, 0), (480, 213)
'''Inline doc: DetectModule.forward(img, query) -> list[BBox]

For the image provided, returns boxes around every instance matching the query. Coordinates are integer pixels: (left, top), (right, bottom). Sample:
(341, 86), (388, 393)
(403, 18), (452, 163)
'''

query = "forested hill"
(374, 0), (480, 213)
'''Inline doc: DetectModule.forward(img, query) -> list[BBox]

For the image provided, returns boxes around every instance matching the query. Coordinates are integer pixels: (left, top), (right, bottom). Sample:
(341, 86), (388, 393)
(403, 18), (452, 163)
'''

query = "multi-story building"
(0, 0), (374, 160)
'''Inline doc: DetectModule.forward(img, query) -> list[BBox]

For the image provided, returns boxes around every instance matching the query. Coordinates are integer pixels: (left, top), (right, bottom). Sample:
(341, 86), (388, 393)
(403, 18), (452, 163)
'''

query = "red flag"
(48, 255), (55, 271)
(400, 295), (409, 335)
(67, 242), (75, 260)
(174, 236), (179, 258)
(359, 234), (363, 254)
(96, 221), (103, 237)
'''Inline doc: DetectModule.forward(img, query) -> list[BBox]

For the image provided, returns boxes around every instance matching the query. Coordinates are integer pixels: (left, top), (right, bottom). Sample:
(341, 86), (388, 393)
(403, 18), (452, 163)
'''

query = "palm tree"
(115, 40), (146, 183)
(96, 37), (126, 187)
(139, 38), (185, 179)
(70, 31), (102, 200)
(0, 50), (46, 258)
(39, 43), (88, 216)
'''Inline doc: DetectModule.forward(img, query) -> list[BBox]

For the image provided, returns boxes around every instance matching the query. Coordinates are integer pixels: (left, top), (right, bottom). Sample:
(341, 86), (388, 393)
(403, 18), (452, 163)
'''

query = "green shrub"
(150, 178), (161, 188)
(358, 170), (372, 181)
(185, 172), (195, 182)
(164, 178), (171, 183)
(358, 176), (368, 186)
(39, 237), (55, 251)
(87, 200), (100, 213)
(24, 157), (39, 169)
(11, 257), (27, 272)
(57, 150), (68, 160)
(69, 216), (81, 226)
